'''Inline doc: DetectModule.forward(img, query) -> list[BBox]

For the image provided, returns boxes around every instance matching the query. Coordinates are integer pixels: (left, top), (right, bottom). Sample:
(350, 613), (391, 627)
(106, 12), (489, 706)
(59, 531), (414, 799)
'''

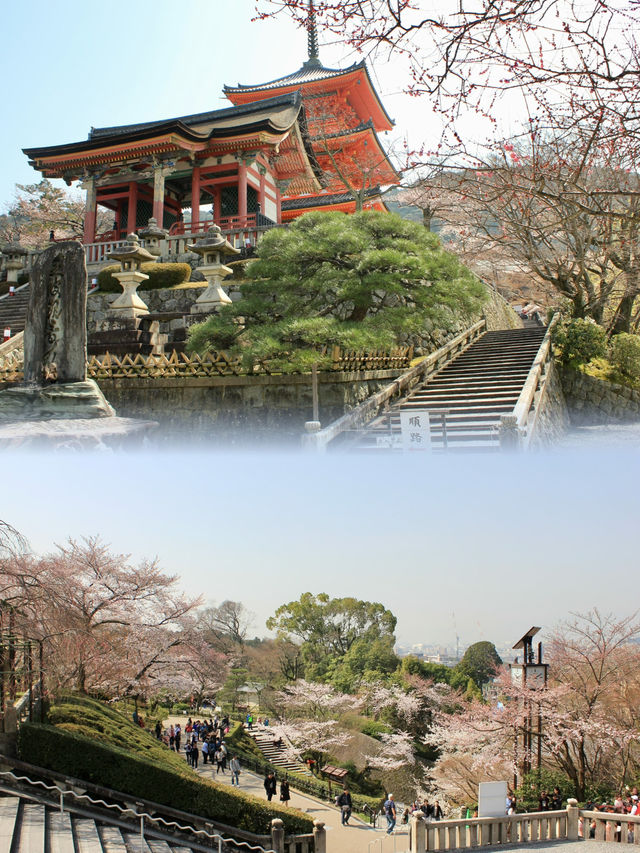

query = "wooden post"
(271, 818), (285, 853)
(259, 168), (266, 218)
(275, 184), (282, 223)
(191, 165), (201, 231)
(127, 182), (139, 234)
(83, 176), (97, 244)
(312, 363), (319, 423)
(566, 799), (579, 840)
(313, 820), (326, 853)
(152, 164), (166, 227)
(238, 161), (248, 221)
(410, 813), (425, 853)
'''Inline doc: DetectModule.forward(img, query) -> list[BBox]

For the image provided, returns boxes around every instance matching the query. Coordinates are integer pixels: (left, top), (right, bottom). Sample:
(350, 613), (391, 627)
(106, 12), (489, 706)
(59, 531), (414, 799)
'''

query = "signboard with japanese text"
(400, 410), (432, 452)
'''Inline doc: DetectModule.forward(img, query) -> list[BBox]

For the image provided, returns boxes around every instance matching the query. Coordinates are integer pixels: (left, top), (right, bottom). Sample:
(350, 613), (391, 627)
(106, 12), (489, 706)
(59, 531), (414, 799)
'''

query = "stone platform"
(0, 416), (158, 450)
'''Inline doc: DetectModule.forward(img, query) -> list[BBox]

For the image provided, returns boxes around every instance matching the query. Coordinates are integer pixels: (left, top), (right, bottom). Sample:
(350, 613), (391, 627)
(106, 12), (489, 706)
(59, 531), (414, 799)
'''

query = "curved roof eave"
(224, 60), (368, 94)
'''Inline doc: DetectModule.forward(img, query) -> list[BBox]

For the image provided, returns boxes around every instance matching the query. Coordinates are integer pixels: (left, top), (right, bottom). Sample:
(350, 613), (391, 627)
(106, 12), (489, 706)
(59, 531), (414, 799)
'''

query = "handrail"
(501, 315), (559, 448)
(303, 320), (486, 450)
(0, 765), (276, 853)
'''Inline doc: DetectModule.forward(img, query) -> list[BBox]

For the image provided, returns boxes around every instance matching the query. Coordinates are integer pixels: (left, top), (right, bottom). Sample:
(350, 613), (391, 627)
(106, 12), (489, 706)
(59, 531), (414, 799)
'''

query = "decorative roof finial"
(305, 0), (321, 66)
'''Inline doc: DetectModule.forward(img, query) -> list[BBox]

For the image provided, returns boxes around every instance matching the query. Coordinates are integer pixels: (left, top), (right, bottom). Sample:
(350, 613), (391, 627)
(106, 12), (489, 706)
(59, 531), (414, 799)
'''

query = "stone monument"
(0, 241), (114, 419)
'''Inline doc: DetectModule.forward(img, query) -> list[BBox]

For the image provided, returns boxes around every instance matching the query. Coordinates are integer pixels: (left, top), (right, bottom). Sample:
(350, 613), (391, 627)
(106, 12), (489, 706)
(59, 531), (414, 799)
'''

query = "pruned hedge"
(97, 262), (192, 292)
(18, 698), (312, 835)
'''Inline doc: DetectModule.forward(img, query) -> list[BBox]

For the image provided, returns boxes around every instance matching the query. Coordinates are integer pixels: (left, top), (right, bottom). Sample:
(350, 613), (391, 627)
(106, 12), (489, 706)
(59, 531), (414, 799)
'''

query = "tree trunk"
(348, 305), (368, 322)
(610, 292), (634, 334)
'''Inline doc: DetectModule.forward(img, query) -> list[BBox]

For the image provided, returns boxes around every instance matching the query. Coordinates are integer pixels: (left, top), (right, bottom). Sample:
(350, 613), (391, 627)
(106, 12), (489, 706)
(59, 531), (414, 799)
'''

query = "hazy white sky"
(4, 446), (637, 649)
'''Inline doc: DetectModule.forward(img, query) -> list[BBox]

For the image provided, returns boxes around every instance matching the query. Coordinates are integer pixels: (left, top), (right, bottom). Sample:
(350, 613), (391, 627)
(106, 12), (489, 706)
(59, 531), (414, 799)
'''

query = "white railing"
(409, 800), (640, 851)
(84, 239), (128, 265)
(582, 809), (640, 843)
(0, 766), (277, 853)
(499, 314), (559, 449)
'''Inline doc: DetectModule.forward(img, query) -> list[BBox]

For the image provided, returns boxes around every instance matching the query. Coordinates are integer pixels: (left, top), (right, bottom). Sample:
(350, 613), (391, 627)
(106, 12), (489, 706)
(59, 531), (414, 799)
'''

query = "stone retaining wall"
(561, 367), (640, 425)
(97, 369), (402, 445)
(87, 286), (206, 330)
(529, 360), (570, 447)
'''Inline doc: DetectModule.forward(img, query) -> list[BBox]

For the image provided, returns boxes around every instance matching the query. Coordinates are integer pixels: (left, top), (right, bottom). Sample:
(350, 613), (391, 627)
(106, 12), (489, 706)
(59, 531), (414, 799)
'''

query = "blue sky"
(0, 0), (414, 204)
(3, 446), (637, 649)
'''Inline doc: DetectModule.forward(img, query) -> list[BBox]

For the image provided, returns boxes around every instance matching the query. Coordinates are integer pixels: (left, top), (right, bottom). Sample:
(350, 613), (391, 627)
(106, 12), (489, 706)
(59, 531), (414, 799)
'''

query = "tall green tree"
(454, 640), (502, 689)
(266, 592), (397, 683)
(187, 210), (487, 371)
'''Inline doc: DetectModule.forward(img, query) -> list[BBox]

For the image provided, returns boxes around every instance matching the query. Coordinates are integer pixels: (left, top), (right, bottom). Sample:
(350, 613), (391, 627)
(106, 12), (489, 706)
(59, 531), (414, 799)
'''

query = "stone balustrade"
(408, 800), (640, 851)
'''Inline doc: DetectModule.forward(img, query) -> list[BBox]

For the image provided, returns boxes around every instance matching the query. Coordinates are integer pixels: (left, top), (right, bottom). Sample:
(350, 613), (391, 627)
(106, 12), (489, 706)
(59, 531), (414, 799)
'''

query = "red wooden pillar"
(212, 186), (220, 224)
(115, 202), (122, 238)
(83, 177), (97, 244)
(238, 161), (247, 223)
(191, 165), (201, 231)
(127, 182), (139, 234)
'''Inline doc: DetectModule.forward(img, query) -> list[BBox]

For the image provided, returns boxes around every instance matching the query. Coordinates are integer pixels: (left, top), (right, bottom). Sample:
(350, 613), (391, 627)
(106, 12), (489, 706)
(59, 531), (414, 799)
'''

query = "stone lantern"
(1, 243), (28, 284)
(188, 225), (240, 314)
(107, 233), (155, 318)
(138, 217), (168, 258)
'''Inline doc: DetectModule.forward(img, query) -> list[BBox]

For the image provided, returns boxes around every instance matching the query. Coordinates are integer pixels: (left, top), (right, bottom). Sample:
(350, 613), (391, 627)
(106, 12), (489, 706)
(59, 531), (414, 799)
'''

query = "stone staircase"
(0, 796), (199, 853)
(0, 286), (30, 338)
(244, 726), (306, 773)
(351, 326), (547, 452)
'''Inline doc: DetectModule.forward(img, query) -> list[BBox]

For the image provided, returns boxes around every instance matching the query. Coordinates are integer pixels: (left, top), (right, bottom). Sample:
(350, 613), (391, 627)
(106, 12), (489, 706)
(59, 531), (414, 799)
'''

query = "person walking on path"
(280, 778), (291, 807)
(384, 794), (397, 834)
(337, 788), (352, 825)
(214, 747), (225, 774)
(230, 755), (241, 786)
(264, 772), (277, 802)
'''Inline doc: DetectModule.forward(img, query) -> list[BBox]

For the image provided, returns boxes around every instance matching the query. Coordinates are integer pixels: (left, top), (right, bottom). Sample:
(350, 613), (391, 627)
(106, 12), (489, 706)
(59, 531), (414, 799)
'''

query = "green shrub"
(610, 333), (640, 380)
(554, 317), (607, 366)
(19, 694), (312, 835)
(97, 263), (192, 292)
(359, 720), (391, 739)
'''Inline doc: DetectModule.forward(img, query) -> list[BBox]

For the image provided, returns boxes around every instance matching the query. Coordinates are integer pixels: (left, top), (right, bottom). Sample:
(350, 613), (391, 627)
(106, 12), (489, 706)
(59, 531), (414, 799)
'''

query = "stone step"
(99, 824), (128, 853)
(74, 817), (105, 853)
(49, 811), (75, 853)
(0, 797), (19, 850)
(16, 803), (45, 853)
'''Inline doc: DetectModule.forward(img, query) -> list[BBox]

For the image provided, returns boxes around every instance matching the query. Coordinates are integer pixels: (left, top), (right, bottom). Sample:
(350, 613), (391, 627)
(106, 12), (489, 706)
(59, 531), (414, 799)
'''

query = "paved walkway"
(163, 716), (409, 853)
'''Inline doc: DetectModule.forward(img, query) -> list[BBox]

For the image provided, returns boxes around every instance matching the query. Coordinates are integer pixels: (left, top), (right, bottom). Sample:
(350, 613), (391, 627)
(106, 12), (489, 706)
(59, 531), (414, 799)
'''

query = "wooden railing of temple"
(85, 214), (280, 266)
(0, 346), (413, 383)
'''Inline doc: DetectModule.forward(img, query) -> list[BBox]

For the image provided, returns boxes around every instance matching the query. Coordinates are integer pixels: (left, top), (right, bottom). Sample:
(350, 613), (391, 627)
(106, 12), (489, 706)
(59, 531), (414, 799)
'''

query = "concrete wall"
(98, 369), (402, 445)
(561, 367), (640, 425)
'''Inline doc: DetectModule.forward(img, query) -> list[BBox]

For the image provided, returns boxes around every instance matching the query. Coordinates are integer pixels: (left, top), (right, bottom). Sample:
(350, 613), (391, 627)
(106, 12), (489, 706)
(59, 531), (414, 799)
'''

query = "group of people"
(155, 715), (242, 782)
(264, 771), (290, 806)
(537, 787), (564, 812)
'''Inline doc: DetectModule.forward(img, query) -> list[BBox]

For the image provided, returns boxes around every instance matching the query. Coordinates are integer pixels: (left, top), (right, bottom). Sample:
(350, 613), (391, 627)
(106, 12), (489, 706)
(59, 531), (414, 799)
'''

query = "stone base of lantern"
(109, 271), (150, 320)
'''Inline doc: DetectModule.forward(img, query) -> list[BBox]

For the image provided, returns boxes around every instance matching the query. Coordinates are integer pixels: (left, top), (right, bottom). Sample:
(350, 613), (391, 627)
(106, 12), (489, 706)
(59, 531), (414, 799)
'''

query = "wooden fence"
(0, 345), (412, 384)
